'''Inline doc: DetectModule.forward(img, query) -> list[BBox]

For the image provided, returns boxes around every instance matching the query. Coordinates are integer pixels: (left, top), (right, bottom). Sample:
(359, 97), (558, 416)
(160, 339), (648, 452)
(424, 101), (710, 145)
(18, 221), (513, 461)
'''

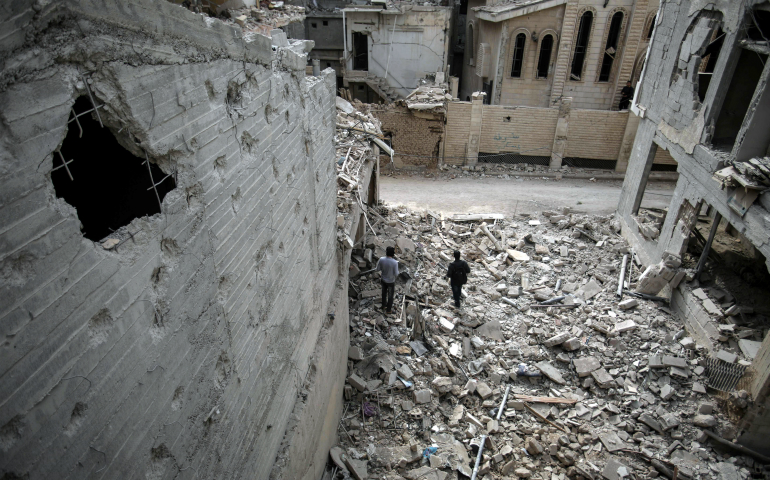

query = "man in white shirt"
(375, 246), (399, 314)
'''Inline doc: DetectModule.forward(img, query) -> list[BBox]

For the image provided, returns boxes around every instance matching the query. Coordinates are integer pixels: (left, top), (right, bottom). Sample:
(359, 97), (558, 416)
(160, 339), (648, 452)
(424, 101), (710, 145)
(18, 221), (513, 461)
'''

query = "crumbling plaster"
(0, 1), (347, 479)
(345, 6), (452, 98)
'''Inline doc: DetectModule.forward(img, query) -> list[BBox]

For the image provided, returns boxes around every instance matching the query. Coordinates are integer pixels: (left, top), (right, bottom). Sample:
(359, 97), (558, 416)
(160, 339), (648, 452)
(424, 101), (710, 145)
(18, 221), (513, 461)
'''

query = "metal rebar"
(470, 434), (487, 480)
(70, 108), (83, 137)
(695, 212), (722, 278)
(80, 71), (104, 128)
(144, 151), (163, 211)
(54, 150), (75, 181)
(497, 385), (511, 420)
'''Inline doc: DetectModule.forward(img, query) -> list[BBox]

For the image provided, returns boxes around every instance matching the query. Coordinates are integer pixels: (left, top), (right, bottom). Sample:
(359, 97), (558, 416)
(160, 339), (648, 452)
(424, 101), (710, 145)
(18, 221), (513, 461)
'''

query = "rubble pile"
(177, 2), (305, 36)
(404, 76), (453, 113)
(717, 157), (770, 189)
(335, 96), (385, 241)
(332, 205), (766, 480)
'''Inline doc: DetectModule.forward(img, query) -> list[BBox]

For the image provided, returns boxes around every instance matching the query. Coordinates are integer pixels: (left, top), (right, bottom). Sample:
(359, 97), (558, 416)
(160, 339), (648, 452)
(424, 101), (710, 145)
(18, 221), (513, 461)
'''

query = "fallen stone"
(345, 458), (368, 480)
(574, 356), (601, 376)
(612, 319), (637, 334)
(562, 337), (581, 351)
(739, 339), (761, 359)
(692, 414), (717, 428)
(414, 389), (431, 404)
(348, 374), (367, 392)
(618, 298), (638, 310)
(599, 432), (627, 452)
(348, 346), (364, 361)
(507, 249), (530, 262)
(398, 364), (414, 380)
(475, 320), (504, 341)
(544, 332), (571, 348)
(602, 456), (630, 480)
(475, 382), (493, 399)
(662, 355), (687, 368)
(581, 279), (602, 300)
(525, 438), (544, 455)
(660, 384), (675, 400)
(515, 467), (532, 478)
(702, 298), (722, 316)
(715, 350), (737, 364)
(535, 361), (566, 385)
(698, 403), (714, 414)
(591, 368), (613, 387)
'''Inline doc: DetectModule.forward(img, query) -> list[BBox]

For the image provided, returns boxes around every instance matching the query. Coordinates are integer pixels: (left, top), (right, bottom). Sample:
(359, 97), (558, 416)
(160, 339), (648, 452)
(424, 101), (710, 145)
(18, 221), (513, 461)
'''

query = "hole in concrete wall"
(697, 27), (724, 102)
(686, 209), (770, 314)
(352, 32), (368, 71)
(712, 49), (766, 149)
(52, 98), (176, 242)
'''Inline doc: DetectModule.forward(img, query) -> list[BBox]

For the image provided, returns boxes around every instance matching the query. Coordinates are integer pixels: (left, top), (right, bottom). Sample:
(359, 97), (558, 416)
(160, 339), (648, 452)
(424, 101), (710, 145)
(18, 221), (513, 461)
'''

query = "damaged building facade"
(343, 4), (453, 103)
(0, 1), (372, 479)
(617, 0), (770, 456)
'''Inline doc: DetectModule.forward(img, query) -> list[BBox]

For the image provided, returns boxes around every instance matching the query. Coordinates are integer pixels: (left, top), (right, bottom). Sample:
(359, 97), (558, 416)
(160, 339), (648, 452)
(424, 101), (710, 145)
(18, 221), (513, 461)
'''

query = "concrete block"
(573, 356), (601, 376)
(618, 298), (638, 310)
(562, 337), (581, 351)
(414, 389), (432, 404)
(348, 374), (367, 392)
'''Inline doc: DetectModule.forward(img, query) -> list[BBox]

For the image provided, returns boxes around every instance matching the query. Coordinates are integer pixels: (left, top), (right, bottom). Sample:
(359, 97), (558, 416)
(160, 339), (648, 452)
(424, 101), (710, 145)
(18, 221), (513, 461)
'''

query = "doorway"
(353, 32), (368, 71)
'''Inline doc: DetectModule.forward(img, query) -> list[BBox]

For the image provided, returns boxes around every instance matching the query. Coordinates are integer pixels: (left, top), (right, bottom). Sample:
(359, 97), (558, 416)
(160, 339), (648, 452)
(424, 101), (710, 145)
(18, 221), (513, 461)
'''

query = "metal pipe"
(470, 434), (486, 480)
(617, 254), (628, 298)
(497, 385), (510, 420)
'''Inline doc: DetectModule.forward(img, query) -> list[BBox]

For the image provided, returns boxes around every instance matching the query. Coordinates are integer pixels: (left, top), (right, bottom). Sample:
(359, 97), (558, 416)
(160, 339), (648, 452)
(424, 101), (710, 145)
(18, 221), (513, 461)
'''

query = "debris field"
(331, 202), (766, 480)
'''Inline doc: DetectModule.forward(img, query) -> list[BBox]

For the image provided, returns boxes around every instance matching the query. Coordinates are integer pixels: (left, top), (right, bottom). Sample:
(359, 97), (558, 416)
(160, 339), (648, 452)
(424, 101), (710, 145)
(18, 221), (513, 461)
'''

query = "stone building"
(458, 0), (659, 109)
(616, 0), (770, 456)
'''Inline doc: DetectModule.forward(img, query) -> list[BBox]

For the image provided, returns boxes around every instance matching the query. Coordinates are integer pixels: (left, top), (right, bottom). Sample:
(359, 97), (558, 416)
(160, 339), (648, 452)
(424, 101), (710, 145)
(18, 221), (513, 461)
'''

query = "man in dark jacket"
(619, 81), (634, 110)
(446, 250), (470, 308)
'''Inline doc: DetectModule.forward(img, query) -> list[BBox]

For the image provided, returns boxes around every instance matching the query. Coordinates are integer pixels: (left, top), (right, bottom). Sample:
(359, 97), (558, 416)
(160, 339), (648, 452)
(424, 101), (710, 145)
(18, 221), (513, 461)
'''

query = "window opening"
(352, 32), (368, 70)
(459, 0), (468, 15)
(312, 23), (317, 28)
(712, 49), (766, 150)
(536, 34), (553, 78)
(647, 15), (656, 39)
(482, 81), (493, 104)
(697, 27), (725, 101)
(323, 20), (329, 26)
(599, 12), (624, 82)
(51, 97), (176, 242)
(510, 33), (526, 77)
(746, 8), (770, 40)
(571, 11), (593, 80)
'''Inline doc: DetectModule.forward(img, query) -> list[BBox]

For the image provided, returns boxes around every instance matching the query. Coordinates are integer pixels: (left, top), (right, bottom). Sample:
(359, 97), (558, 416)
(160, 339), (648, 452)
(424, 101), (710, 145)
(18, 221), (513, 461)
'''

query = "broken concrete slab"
(535, 361), (566, 385)
(573, 356), (601, 377)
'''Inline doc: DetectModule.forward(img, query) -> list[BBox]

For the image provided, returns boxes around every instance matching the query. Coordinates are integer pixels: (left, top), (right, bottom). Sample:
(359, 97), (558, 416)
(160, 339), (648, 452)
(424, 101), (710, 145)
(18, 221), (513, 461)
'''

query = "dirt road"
(380, 174), (675, 216)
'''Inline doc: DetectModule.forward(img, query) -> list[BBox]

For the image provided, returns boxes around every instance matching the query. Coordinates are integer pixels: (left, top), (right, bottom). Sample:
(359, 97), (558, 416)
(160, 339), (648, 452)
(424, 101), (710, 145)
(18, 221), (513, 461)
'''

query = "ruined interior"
(2, 0), (770, 480)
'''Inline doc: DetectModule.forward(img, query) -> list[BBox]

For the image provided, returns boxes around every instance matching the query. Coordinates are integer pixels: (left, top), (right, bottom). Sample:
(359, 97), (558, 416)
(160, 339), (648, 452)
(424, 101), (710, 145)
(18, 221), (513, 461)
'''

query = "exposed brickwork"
(372, 105), (444, 169)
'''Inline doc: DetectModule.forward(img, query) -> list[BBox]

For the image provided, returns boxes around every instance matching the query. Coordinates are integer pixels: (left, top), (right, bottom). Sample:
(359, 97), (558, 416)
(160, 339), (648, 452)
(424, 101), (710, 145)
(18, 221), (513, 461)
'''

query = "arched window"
(536, 34), (554, 78)
(599, 11), (624, 82)
(468, 24), (475, 66)
(570, 11), (593, 80)
(647, 14), (656, 39)
(510, 33), (526, 77)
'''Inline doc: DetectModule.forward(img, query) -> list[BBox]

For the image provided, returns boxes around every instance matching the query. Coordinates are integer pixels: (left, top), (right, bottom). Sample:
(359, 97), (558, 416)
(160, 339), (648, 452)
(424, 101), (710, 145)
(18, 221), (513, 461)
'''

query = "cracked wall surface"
(0, 1), (344, 479)
(345, 6), (452, 98)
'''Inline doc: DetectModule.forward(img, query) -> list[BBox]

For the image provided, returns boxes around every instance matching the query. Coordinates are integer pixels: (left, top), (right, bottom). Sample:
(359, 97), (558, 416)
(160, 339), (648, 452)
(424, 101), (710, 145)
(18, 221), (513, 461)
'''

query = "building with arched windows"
(458, 0), (658, 110)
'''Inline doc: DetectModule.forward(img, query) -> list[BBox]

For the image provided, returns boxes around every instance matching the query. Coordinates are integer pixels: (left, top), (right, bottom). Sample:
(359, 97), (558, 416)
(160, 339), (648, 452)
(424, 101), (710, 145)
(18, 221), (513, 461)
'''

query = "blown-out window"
(510, 33), (526, 77)
(599, 12), (624, 82)
(571, 11), (593, 80)
(536, 34), (553, 78)
(468, 24), (475, 65)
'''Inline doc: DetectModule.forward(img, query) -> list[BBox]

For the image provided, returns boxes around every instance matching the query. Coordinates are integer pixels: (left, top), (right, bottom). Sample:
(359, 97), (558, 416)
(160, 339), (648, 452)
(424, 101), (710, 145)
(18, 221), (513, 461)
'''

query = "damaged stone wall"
(0, 1), (345, 479)
(371, 104), (444, 170)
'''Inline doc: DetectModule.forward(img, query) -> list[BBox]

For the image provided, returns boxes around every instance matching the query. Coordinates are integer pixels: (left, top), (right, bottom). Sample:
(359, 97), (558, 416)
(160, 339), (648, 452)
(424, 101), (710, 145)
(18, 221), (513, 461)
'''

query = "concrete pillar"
(466, 92), (485, 166)
(549, 97), (572, 169)
(312, 58), (321, 76)
(615, 111), (641, 173)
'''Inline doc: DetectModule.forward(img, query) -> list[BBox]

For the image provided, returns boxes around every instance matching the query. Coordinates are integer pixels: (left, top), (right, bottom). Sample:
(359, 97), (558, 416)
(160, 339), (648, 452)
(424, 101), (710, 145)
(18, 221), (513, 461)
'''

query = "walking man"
(447, 250), (470, 308)
(376, 246), (399, 314)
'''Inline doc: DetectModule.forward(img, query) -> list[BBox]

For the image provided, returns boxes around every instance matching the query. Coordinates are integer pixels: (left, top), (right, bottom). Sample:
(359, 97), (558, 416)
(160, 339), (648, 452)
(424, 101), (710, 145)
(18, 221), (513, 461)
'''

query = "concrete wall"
(443, 100), (658, 167)
(306, 14), (345, 78)
(344, 6), (452, 98)
(0, 1), (346, 479)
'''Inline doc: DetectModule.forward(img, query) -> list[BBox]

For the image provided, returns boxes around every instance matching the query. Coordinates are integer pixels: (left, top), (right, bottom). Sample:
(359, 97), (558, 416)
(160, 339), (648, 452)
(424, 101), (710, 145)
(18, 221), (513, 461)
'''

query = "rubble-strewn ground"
(330, 203), (768, 480)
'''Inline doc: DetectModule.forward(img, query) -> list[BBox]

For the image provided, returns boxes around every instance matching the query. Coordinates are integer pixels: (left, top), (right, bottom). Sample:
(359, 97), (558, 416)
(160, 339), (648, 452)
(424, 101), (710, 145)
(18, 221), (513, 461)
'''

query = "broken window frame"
(536, 34), (554, 79)
(510, 33), (526, 78)
(598, 11), (625, 83)
(570, 10), (594, 81)
(645, 13), (656, 41)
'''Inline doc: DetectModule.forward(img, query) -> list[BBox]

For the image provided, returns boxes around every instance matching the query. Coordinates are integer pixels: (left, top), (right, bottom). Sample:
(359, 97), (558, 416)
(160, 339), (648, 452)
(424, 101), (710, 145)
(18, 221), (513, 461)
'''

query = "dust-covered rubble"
(329, 204), (768, 480)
